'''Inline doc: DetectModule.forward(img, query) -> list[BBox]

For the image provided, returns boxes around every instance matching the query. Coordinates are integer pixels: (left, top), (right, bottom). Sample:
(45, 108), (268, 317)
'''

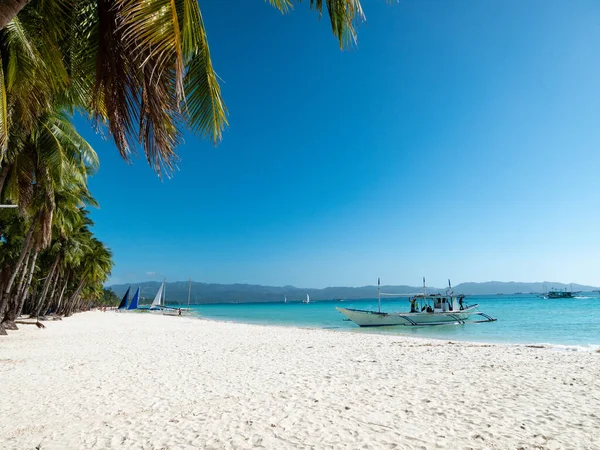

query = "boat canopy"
(408, 293), (466, 313)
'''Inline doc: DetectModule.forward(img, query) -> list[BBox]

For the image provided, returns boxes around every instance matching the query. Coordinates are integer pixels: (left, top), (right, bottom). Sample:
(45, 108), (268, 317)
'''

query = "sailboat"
(117, 287), (130, 310)
(302, 294), (310, 304)
(284, 296), (287, 304)
(152, 278), (193, 316)
(126, 287), (140, 310)
(149, 281), (165, 310)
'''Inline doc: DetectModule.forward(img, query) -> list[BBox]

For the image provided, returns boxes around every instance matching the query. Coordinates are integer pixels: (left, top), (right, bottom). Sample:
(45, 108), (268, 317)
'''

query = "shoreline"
(184, 310), (600, 352)
(1, 311), (598, 449)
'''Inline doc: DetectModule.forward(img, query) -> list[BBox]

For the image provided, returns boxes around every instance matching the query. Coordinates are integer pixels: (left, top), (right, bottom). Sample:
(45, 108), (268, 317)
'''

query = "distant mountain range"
(107, 280), (599, 305)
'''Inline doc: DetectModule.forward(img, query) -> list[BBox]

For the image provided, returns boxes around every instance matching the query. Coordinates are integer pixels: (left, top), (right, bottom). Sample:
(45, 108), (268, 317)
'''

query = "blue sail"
(127, 287), (140, 310)
(117, 287), (130, 310)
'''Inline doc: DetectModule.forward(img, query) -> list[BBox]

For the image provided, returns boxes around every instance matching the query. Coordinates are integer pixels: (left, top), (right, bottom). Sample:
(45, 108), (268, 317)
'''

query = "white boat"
(337, 278), (496, 327)
(302, 294), (310, 304)
(146, 279), (191, 316)
(149, 281), (165, 310)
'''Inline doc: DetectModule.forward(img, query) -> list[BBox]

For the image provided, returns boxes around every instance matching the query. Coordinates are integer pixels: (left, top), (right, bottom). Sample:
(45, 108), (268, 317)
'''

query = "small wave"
(549, 343), (600, 353)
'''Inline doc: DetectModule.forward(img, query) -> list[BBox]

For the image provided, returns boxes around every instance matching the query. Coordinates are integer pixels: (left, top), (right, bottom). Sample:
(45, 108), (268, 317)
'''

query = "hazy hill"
(108, 280), (599, 305)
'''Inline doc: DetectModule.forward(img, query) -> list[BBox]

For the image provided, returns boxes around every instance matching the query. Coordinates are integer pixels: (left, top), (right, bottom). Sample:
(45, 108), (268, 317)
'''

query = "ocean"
(183, 293), (600, 350)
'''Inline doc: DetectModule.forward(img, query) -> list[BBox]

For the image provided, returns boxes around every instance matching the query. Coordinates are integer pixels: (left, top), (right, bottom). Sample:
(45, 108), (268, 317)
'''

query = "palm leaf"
(267, 0), (366, 48)
(182, 2), (227, 145)
(92, 0), (139, 161)
(266, 0), (294, 14)
(119, 0), (185, 100)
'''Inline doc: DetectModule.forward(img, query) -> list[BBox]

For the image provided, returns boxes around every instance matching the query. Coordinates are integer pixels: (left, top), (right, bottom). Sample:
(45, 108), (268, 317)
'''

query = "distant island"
(107, 281), (599, 305)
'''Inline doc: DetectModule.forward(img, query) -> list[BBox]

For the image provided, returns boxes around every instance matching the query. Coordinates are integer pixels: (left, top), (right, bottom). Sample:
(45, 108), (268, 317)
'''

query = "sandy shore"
(0, 312), (598, 449)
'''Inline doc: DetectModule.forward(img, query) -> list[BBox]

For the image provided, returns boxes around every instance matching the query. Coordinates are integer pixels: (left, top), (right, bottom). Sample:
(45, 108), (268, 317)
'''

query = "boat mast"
(163, 278), (166, 307)
(377, 277), (381, 313)
(187, 277), (192, 309)
(423, 277), (427, 296)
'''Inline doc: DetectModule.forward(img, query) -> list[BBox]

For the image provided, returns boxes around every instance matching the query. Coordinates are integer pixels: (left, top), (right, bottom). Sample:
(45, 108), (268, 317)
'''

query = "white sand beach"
(0, 312), (598, 450)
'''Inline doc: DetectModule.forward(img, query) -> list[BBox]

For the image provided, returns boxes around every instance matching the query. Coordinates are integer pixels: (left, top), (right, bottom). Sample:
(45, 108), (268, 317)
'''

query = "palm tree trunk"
(33, 253), (59, 317)
(55, 273), (69, 315)
(0, 225), (34, 335)
(0, 268), (9, 335)
(65, 278), (86, 317)
(0, 0), (31, 30)
(47, 271), (61, 313)
(1, 244), (32, 330)
(13, 245), (32, 303)
(39, 265), (59, 316)
(0, 163), (10, 196)
(14, 248), (38, 318)
(16, 248), (36, 307)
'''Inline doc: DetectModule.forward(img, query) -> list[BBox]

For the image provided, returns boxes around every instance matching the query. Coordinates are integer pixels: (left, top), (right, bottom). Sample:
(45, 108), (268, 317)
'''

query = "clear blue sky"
(79, 0), (600, 288)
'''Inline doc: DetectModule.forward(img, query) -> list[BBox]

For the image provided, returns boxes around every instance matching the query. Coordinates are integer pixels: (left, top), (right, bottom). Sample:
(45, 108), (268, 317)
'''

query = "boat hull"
(336, 306), (481, 327)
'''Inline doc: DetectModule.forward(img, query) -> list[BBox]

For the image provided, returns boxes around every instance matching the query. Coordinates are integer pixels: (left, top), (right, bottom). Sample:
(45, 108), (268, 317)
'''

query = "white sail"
(151, 282), (164, 308)
(306, 294), (310, 303)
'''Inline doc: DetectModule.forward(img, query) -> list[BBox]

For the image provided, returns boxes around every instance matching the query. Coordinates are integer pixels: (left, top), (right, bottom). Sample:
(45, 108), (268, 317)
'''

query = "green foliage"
(96, 288), (120, 307)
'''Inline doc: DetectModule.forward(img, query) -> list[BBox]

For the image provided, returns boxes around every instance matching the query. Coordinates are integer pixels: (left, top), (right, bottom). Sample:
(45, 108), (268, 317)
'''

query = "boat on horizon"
(545, 287), (576, 299)
(302, 294), (310, 304)
(337, 278), (496, 327)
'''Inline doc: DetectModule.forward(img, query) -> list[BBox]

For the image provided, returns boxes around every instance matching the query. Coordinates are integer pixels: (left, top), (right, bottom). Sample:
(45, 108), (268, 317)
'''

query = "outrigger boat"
(544, 287), (577, 299)
(337, 278), (496, 327)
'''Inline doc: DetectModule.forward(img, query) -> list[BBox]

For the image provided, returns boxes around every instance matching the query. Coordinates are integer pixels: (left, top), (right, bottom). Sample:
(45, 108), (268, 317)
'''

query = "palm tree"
(0, 110), (101, 333)
(0, 0), (366, 174)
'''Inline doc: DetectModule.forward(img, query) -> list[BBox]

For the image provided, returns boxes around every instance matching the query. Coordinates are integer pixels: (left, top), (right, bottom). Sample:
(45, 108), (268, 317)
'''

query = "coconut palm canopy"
(0, 0), (368, 175)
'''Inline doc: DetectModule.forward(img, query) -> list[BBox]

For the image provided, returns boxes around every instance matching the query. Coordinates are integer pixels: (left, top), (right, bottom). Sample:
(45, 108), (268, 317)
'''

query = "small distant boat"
(545, 288), (575, 299)
(284, 296), (287, 304)
(302, 294), (310, 304)
(337, 278), (496, 327)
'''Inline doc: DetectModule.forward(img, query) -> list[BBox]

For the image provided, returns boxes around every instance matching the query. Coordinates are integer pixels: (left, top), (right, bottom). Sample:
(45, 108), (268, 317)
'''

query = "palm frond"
(119, 0), (185, 101)
(139, 56), (181, 174)
(267, 0), (366, 49)
(93, 0), (139, 161)
(46, 112), (100, 174)
(265, 0), (294, 14)
(182, 3), (228, 145)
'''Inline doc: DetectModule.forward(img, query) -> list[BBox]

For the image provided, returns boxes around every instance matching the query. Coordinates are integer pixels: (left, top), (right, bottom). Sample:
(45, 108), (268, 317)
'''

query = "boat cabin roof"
(410, 293), (465, 301)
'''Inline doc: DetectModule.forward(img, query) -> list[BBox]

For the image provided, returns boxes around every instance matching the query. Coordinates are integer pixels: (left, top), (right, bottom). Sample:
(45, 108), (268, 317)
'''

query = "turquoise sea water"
(183, 294), (600, 349)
